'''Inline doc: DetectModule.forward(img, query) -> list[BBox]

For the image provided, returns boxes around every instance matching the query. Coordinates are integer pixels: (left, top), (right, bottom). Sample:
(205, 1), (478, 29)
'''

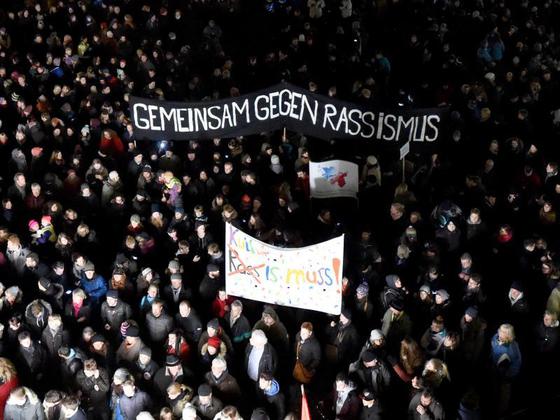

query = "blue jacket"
(490, 333), (522, 378)
(80, 273), (107, 303)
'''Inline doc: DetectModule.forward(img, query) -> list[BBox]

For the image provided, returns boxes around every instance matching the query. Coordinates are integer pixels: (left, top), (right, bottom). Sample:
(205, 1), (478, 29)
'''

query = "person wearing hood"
(191, 384), (223, 420)
(319, 373), (360, 420)
(257, 372), (285, 420)
(380, 274), (407, 314)
(325, 308), (360, 369)
(460, 307), (486, 369)
(253, 306), (289, 354)
(4, 386), (44, 419)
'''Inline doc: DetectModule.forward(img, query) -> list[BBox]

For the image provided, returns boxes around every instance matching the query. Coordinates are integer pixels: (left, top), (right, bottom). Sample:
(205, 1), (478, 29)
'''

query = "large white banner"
(309, 160), (359, 199)
(225, 223), (343, 315)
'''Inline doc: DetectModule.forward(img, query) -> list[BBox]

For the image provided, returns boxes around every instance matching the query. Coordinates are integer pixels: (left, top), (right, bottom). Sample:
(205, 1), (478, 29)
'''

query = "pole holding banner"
(400, 141), (410, 184)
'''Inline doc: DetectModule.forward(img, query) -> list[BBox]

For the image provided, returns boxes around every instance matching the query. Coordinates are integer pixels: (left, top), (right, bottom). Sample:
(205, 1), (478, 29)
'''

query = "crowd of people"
(0, 0), (559, 419)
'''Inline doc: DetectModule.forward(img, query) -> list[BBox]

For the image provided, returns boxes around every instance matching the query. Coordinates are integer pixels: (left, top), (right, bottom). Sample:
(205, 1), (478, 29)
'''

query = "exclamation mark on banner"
(332, 258), (341, 285)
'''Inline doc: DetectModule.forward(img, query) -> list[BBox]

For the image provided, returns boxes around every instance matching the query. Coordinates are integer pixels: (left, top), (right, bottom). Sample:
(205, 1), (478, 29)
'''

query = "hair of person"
(498, 324), (515, 343)
(301, 322), (313, 332)
(0, 358), (17, 381)
(84, 359), (97, 370)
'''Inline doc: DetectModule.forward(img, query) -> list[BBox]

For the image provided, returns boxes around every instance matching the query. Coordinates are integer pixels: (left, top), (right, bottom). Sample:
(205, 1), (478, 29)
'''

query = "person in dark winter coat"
(153, 355), (192, 400)
(460, 307), (487, 369)
(166, 381), (194, 418)
(3, 386), (44, 420)
(408, 388), (445, 420)
(253, 306), (290, 354)
(325, 309), (360, 369)
(293, 322), (321, 383)
(60, 396), (87, 420)
(245, 330), (278, 382)
(57, 345), (86, 385)
(114, 380), (152, 420)
(204, 357), (242, 406)
(256, 372), (285, 420)
(145, 299), (174, 345)
(42, 390), (66, 420)
(381, 300), (412, 354)
(75, 359), (110, 420)
(163, 274), (192, 313)
(199, 264), (223, 304)
(348, 350), (391, 397)
(535, 310), (560, 354)
(359, 389), (384, 420)
(223, 300), (251, 353)
(16, 331), (46, 385)
(379, 274), (407, 313)
(175, 301), (203, 345)
(24, 299), (52, 337)
(134, 347), (159, 390)
(100, 291), (132, 340)
(319, 374), (360, 420)
(41, 314), (70, 360)
(191, 383), (223, 420)
(36, 277), (64, 312)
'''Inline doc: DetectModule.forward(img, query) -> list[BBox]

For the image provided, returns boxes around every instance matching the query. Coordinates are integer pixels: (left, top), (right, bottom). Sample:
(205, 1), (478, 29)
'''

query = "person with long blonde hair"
(0, 358), (18, 420)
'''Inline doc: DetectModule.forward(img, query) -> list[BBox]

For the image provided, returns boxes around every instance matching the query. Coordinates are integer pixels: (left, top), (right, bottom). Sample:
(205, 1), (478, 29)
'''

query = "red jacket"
(0, 376), (19, 420)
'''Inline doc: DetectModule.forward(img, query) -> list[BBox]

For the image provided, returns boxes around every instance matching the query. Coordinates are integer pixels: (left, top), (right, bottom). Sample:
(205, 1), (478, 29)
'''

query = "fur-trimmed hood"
(6, 386), (39, 406)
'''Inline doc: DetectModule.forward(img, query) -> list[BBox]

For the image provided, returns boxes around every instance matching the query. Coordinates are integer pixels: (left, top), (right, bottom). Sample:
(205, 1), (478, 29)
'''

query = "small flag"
(301, 385), (312, 420)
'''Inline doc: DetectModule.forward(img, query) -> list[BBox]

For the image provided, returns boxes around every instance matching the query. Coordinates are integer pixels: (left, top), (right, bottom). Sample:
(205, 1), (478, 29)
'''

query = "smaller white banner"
(309, 160), (359, 199)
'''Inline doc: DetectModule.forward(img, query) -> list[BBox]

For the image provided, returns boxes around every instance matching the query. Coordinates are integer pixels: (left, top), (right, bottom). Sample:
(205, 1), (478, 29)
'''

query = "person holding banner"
(325, 309), (360, 370)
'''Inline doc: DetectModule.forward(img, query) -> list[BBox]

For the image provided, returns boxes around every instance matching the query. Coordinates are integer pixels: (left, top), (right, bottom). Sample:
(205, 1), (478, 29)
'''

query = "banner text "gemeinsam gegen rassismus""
(130, 83), (446, 144)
